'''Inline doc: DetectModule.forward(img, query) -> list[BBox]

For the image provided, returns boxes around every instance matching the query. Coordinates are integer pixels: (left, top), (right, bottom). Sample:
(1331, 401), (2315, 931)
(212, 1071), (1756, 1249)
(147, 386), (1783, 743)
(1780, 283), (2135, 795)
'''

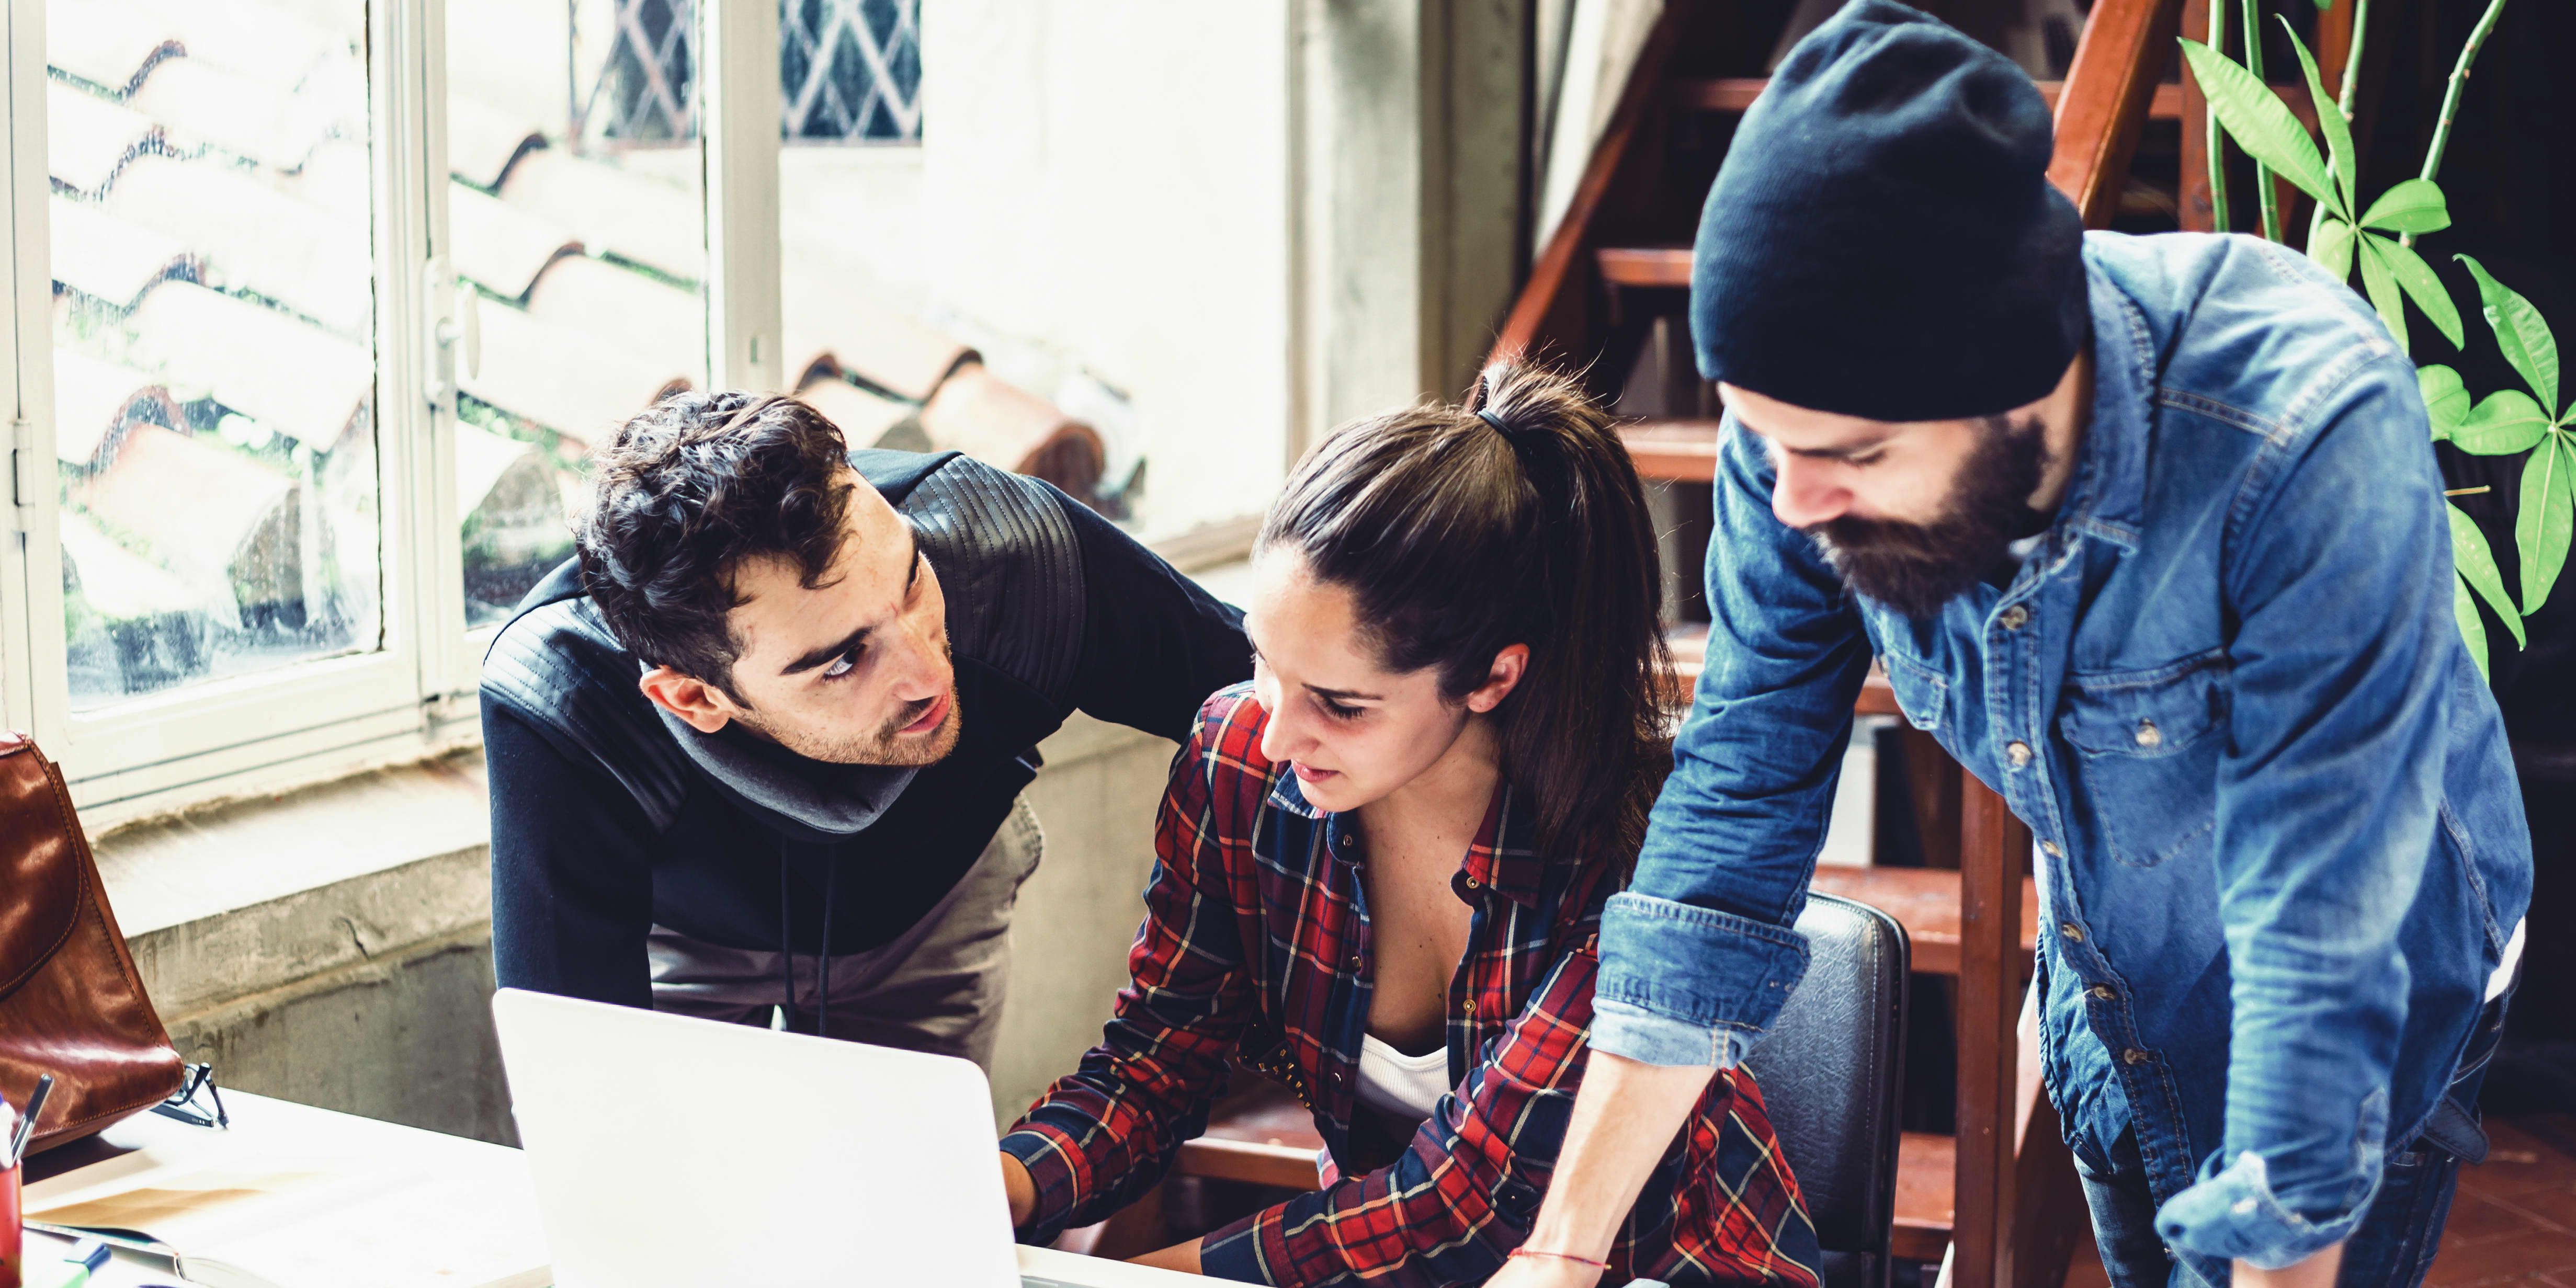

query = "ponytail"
(1257, 362), (1671, 860)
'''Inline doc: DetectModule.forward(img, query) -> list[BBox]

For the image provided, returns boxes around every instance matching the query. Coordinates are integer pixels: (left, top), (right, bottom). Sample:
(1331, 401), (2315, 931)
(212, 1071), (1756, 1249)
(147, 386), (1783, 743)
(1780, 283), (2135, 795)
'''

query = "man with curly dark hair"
(480, 392), (1248, 1070)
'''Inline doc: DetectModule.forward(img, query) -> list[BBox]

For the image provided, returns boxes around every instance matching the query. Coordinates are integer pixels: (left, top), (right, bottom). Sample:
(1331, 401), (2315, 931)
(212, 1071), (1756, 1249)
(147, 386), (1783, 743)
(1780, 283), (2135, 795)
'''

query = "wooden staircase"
(1479, 3), (2188, 1286)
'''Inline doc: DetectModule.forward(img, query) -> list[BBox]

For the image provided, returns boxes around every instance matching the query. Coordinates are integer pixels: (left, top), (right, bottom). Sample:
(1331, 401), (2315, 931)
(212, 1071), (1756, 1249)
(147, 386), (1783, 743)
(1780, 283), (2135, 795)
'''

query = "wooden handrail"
(2048, 0), (2185, 227)
(1678, 76), (2316, 129)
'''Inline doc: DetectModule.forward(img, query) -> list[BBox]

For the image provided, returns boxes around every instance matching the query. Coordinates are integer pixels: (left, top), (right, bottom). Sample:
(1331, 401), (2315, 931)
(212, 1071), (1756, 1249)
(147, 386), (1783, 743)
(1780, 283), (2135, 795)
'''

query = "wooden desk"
(20, 1091), (548, 1288)
(21, 1092), (1212, 1287)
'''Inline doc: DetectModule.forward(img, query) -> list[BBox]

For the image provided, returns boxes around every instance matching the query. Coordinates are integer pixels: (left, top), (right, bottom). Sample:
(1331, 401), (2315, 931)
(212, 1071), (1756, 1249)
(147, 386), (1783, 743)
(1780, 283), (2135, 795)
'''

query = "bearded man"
(481, 392), (1247, 1073)
(1491, 4), (2530, 1286)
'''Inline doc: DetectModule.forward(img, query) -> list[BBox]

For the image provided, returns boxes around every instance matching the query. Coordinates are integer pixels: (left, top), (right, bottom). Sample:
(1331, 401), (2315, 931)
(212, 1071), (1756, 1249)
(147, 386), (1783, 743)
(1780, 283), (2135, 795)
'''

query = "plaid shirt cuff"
(1001, 1126), (1092, 1246)
(1197, 1209), (1275, 1284)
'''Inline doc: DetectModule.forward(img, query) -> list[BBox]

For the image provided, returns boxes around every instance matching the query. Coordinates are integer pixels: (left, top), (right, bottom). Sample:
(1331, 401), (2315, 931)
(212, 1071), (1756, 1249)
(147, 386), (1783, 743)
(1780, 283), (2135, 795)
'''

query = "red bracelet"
(1508, 1248), (1610, 1271)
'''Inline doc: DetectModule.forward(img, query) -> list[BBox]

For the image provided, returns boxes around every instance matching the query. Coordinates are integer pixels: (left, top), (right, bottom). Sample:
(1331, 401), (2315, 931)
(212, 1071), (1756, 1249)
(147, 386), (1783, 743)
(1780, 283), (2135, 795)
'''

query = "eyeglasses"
(151, 1063), (230, 1130)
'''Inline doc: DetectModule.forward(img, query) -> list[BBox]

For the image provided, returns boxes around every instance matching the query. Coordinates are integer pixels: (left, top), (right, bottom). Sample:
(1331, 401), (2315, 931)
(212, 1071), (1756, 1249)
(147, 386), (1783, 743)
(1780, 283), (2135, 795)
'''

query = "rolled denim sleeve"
(2151, 367), (2455, 1266)
(1593, 420), (1872, 1068)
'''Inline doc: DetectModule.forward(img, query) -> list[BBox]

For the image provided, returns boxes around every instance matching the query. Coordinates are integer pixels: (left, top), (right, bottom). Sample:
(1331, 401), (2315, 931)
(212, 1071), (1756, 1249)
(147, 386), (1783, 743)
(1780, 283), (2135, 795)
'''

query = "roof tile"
(101, 154), (370, 336)
(124, 279), (370, 448)
(49, 193), (190, 308)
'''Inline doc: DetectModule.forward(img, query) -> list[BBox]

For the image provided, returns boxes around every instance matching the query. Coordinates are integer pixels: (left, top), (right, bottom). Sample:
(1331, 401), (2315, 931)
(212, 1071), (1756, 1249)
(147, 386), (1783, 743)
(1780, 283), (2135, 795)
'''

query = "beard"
(1806, 414), (2051, 619)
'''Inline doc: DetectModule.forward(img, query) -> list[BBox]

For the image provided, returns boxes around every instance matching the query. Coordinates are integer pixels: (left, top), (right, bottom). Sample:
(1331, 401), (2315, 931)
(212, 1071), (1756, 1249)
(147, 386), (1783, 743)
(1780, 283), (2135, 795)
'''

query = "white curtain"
(1529, 0), (1664, 257)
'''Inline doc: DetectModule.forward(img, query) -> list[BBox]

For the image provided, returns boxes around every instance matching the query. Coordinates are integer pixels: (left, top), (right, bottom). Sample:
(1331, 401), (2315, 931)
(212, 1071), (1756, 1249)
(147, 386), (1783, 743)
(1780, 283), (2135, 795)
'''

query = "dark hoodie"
(480, 449), (1250, 1009)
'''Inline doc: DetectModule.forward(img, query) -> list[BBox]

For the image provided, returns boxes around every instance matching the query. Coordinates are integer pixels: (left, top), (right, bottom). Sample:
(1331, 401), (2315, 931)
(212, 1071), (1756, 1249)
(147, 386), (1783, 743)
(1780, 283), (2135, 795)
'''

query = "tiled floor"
(2056, 1113), (2576, 1287)
(2427, 1114), (2576, 1287)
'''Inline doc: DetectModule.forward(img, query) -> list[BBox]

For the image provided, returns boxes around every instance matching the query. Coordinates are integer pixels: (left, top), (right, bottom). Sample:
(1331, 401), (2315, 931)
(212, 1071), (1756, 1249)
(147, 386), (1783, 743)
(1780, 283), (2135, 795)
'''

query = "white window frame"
(0, 0), (786, 829)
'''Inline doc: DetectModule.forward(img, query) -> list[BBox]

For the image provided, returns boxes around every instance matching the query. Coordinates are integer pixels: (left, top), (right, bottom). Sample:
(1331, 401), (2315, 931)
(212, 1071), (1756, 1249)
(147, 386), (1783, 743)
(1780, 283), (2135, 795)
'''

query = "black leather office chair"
(1743, 891), (1911, 1288)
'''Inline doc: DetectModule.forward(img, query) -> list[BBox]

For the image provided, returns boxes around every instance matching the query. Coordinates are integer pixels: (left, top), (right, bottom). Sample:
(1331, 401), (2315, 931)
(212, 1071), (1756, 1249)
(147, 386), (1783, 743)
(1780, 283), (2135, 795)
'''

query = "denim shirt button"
(2090, 985), (2115, 1000)
(1999, 605), (2029, 630)
(2134, 720), (2162, 748)
(2006, 740), (2033, 767)
(2122, 1047), (2148, 1065)
(2039, 840), (2063, 858)
(2060, 921), (2085, 943)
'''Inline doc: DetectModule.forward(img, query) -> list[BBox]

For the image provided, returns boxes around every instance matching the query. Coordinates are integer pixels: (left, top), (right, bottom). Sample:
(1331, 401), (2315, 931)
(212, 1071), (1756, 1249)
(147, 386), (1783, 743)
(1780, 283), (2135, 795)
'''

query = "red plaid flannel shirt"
(1002, 687), (1822, 1286)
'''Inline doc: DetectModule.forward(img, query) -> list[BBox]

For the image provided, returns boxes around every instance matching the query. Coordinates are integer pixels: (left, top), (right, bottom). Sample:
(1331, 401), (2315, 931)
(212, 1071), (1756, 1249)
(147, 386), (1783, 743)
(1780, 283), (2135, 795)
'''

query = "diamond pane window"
(46, 0), (383, 710)
(783, 0), (921, 143)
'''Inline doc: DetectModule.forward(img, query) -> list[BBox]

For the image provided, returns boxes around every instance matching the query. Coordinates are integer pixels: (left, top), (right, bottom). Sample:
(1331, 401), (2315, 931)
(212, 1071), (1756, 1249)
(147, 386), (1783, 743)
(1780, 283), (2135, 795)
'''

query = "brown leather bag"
(0, 731), (185, 1153)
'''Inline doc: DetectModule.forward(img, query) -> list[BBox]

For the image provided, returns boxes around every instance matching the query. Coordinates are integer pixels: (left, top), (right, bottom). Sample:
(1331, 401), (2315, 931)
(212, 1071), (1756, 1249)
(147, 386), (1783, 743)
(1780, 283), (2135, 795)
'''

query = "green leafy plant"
(2180, 0), (2555, 678)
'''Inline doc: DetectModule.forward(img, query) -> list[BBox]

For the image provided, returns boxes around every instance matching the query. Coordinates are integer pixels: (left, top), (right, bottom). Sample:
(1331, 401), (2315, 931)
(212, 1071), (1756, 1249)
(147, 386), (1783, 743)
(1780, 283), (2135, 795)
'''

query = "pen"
(6, 1075), (53, 1166)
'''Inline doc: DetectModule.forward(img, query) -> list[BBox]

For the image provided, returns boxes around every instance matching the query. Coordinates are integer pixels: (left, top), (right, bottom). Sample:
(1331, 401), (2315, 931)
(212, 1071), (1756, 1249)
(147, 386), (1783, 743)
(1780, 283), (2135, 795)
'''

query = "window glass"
(448, 0), (709, 626)
(47, 0), (383, 710)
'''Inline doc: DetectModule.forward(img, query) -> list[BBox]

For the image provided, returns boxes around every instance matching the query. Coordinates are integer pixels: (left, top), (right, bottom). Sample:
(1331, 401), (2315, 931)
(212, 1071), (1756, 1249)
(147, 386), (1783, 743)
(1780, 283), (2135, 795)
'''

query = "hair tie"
(1476, 408), (1514, 437)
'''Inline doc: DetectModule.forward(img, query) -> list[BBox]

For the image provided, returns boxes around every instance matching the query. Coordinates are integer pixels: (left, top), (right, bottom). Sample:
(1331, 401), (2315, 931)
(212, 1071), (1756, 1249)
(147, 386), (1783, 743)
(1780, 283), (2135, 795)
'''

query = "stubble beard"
(1805, 414), (2051, 620)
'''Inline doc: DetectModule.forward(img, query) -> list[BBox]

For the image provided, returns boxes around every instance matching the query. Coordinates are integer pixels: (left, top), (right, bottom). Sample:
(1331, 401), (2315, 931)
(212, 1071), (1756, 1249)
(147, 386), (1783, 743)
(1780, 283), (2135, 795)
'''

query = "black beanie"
(1690, 0), (2087, 421)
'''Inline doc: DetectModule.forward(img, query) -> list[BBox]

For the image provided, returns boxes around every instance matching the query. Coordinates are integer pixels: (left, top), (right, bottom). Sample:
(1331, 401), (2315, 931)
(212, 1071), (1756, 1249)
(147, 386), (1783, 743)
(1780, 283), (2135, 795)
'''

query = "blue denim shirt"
(1593, 231), (2533, 1268)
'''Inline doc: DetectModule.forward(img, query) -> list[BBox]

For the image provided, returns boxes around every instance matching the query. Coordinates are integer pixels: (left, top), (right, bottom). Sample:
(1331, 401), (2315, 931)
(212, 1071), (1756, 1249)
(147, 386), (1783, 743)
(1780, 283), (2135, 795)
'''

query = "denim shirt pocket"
(1880, 653), (1948, 733)
(2058, 652), (2230, 870)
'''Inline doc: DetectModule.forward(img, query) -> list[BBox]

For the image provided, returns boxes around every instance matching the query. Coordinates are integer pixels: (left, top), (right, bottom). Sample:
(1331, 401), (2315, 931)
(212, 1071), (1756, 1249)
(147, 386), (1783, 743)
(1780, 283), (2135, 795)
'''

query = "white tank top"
(1355, 1033), (1452, 1122)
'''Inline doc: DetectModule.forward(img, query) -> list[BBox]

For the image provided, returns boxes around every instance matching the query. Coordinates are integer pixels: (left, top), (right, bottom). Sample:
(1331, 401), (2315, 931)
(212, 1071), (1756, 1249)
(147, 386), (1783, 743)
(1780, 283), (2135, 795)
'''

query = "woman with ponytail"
(997, 364), (1821, 1286)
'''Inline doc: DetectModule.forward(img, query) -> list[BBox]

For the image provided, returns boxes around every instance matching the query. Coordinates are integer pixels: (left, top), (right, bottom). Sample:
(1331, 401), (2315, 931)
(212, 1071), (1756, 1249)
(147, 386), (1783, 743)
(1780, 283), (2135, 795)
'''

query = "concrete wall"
(96, 712), (1184, 1146)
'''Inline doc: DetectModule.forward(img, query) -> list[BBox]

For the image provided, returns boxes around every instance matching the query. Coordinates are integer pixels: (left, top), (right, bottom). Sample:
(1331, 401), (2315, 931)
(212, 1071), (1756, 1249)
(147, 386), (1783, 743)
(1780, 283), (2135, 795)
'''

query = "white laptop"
(492, 987), (1102, 1287)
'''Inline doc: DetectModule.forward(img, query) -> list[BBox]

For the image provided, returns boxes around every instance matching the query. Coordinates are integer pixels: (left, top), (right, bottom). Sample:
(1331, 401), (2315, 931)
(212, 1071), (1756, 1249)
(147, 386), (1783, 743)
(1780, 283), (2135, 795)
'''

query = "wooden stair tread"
(1894, 1131), (1958, 1261)
(1675, 76), (2315, 128)
(1662, 623), (1903, 718)
(1176, 1076), (1326, 1190)
(1810, 866), (2039, 978)
(1620, 419), (1723, 482)
(1597, 246), (1693, 288)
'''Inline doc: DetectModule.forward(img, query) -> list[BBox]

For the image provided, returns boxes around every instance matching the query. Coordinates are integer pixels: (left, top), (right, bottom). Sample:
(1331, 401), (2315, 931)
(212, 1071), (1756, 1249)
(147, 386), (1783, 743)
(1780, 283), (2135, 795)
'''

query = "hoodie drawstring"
(817, 861), (838, 1040)
(779, 845), (842, 1040)
(778, 847), (794, 1029)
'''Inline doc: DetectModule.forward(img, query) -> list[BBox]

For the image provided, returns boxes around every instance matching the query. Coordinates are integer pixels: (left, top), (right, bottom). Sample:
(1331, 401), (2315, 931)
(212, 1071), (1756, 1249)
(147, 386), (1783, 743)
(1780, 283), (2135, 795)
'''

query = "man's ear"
(1462, 643), (1530, 714)
(639, 666), (736, 734)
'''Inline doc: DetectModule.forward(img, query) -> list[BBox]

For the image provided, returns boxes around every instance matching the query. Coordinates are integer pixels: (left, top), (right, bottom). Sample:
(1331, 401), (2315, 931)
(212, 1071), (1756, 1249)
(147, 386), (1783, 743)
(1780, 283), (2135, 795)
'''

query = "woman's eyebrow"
(1306, 681), (1382, 702)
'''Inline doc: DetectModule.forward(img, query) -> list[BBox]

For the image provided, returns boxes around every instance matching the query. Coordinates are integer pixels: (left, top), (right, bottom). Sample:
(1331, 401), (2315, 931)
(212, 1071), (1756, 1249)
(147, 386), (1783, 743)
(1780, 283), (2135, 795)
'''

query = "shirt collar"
(1266, 769), (1549, 909)
(2057, 246), (2155, 553)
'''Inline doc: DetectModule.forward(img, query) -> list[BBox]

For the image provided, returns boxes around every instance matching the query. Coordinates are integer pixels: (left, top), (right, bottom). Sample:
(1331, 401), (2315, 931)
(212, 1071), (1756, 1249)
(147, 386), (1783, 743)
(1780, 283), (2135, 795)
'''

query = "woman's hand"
(1001, 1152), (1038, 1228)
(1130, 1238), (1204, 1275)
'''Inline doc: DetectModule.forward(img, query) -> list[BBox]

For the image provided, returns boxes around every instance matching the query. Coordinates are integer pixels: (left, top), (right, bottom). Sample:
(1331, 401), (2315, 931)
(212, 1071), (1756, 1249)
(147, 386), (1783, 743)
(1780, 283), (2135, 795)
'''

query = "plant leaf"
(2180, 39), (2340, 215)
(2310, 217), (2356, 282)
(2359, 178), (2453, 234)
(2453, 390), (2552, 454)
(2454, 575), (2491, 681)
(2375, 236), (2465, 351)
(2357, 235), (2409, 356)
(2458, 254), (2562, 417)
(2280, 17), (2356, 215)
(2450, 504), (2526, 649)
(2518, 435), (2574, 614)
(2420, 364), (2470, 438)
